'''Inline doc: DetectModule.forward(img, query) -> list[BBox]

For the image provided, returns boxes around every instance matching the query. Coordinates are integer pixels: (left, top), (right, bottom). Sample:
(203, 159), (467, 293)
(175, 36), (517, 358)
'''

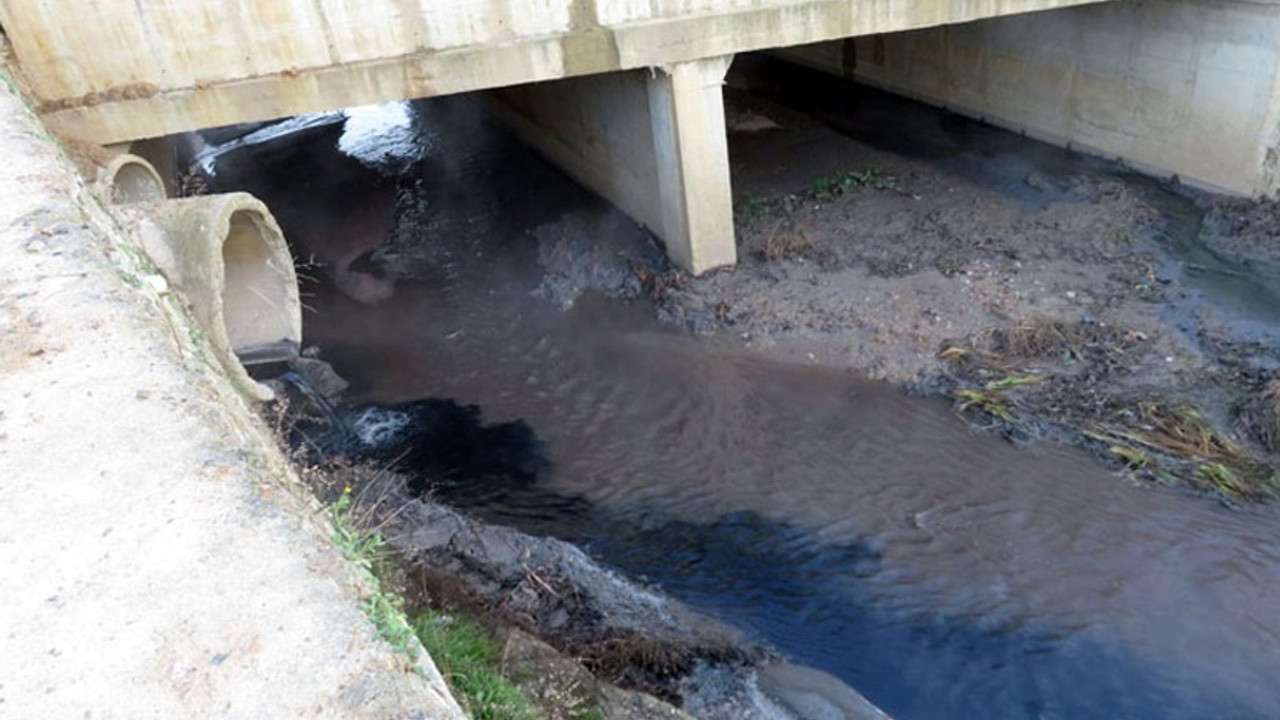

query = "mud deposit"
(207, 57), (1280, 720)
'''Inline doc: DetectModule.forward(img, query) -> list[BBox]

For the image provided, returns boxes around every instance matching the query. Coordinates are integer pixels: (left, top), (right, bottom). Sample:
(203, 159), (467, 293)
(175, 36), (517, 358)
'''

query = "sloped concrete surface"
(0, 78), (464, 719)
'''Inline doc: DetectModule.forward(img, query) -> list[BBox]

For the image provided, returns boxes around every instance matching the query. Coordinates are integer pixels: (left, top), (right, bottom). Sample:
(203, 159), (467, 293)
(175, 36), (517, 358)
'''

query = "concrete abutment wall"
(776, 0), (1280, 197)
(489, 56), (737, 274)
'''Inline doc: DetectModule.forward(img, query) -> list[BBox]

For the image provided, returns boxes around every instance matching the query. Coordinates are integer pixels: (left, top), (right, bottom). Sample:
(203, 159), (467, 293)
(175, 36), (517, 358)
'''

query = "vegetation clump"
(1087, 403), (1278, 503)
(758, 227), (817, 262)
(735, 167), (897, 227)
(940, 317), (1279, 504)
(412, 609), (547, 720)
(1239, 378), (1280, 453)
(327, 480), (423, 663)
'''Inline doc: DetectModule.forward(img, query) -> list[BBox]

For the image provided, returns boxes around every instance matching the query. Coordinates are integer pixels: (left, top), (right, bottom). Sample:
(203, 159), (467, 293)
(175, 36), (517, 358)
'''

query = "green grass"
(1194, 463), (1249, 499)
(956, 388), (1018, 424)
(806, 167), (898, 199)
(411, 609), (544, 720)
(1088, 404), (1279, 502)
(986, 374), (1047, 391)
(1108, 445), (1149, 470)
(330, 490), (421, 662)
(737, 167), (898, 224)
(328, 488), (604, 719)
(733, 196), (772, 224)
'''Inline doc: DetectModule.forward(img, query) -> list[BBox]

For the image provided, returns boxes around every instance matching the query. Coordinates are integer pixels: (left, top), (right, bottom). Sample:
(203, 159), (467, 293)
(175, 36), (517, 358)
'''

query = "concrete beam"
(490, 57), (736, 275)
(1, 0), (1116, 144)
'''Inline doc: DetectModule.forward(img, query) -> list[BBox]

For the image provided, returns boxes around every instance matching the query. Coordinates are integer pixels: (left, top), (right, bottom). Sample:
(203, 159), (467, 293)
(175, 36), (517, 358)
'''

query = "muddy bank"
(393, 496), (891, 720)
(277, 387), (894, 720)
(1202, 197), (1280, 281)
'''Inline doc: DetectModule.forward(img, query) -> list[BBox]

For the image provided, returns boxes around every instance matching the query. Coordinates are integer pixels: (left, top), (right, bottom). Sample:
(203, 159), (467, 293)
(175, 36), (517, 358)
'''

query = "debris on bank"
(937, 317), (1279, 503)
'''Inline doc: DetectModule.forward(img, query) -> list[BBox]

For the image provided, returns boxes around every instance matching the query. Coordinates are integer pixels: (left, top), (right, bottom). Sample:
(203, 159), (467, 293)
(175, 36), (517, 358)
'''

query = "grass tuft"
(987, 317), (1073, 359)
(986, 374), (1047, 391)
(736, 167), (898, 228)
(329, 489), (421, 661)
(1194, 463), (1249, 498)
(412, 610), (544, 720)
(758, 228), (816, 262)
(1108, 445), (1149, 470)
(953, 374), (1045, 425)
(806, 168), (898, 200)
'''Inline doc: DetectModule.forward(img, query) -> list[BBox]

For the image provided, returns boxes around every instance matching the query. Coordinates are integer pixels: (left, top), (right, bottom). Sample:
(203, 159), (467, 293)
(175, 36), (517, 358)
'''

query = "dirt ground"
(632, 83), (1280, 504)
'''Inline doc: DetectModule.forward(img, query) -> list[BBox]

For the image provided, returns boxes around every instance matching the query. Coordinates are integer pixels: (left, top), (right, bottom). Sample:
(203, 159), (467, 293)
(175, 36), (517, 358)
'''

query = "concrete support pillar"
(490, 56), (736, 275)
(647, 56), (737, 274)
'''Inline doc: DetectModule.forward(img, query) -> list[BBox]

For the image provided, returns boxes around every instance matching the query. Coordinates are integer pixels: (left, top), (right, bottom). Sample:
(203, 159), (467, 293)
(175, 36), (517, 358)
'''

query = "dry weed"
(1241, 378), (1280, 452)
(986, 316), (1073, 358)
(758, 228), (817, 262)
(1090, 403), (1277, 502)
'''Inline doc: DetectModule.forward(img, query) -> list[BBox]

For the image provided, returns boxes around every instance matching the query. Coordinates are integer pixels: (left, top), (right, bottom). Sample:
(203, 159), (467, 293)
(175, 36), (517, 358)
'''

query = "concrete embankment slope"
(0, 77), (464, 719)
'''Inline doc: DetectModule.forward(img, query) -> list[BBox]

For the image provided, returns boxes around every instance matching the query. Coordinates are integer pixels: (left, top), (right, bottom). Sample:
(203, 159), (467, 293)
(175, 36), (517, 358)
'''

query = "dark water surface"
(210, 82), (1280, 720)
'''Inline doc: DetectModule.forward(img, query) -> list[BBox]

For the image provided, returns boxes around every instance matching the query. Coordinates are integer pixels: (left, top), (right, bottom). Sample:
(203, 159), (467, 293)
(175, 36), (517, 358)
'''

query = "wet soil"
(632, 57), (1280, 503)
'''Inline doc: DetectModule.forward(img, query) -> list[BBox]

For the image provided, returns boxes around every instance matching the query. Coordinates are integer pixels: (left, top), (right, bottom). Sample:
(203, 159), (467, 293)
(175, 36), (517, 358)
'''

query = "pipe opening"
(102, 155), (166, 203)
(223, 209), (299, 364)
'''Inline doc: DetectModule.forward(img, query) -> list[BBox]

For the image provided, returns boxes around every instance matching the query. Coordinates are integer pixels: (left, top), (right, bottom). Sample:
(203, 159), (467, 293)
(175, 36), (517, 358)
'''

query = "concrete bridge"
(4, 0), (1279, 273)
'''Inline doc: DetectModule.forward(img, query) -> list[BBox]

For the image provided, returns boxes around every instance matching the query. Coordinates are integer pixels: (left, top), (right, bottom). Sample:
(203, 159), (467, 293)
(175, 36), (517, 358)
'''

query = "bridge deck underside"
(1, 0), (1110, 143)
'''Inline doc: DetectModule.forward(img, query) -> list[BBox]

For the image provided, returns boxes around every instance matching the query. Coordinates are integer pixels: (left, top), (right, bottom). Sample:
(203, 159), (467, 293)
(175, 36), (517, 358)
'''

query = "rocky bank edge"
(0, 74), (466, 718)
(321, 460), (893, 720)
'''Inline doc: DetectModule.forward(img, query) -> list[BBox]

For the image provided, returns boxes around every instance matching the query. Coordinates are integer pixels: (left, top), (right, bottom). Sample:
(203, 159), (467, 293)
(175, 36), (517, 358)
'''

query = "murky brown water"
(209, 86), (1280, 720)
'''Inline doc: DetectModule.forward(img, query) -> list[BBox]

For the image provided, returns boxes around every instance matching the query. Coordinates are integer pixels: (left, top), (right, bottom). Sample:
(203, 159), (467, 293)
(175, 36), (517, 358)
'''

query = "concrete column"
(647, 56), (737, 274)
(489, 56), (736, 275)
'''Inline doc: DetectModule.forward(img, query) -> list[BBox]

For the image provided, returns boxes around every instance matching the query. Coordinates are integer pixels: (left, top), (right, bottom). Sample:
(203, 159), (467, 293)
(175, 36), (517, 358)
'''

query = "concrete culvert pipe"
(94, 153), (167, 203)
(132, 192), (302, 401)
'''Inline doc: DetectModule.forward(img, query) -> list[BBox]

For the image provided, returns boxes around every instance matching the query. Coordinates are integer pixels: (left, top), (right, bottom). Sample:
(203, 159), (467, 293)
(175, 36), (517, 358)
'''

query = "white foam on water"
(351, 407), (411, 447)
(338, 102), (420, 168)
